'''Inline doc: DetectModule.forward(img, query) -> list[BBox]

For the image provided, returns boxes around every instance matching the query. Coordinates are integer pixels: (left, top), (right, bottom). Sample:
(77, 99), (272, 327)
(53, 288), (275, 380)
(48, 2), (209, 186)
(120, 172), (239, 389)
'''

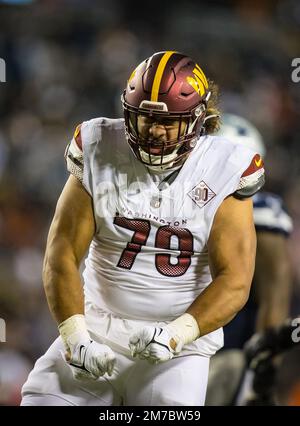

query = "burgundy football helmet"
(122, 51), (211, 170)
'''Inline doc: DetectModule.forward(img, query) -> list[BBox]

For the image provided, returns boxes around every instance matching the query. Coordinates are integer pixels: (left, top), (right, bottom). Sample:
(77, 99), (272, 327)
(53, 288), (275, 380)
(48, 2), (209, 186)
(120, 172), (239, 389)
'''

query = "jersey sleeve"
(253, 192), (293, 237)
(234, 153), (265, 199)
(64, 123), (84, 182)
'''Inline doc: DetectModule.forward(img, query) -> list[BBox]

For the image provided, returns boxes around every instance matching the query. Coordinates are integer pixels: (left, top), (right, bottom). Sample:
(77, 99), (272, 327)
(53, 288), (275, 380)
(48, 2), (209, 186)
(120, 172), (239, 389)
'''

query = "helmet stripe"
(151, 51), (176, 102)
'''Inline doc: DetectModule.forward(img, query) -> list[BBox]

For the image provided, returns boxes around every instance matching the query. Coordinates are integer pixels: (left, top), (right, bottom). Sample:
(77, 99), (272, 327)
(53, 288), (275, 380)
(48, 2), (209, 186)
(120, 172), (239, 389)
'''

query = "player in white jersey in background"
(206, 114), (293, 405)
(21, 52), (264, 406)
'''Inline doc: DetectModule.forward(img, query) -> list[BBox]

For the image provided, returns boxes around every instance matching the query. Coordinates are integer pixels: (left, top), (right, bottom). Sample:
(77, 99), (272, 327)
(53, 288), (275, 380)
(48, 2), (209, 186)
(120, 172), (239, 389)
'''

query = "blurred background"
(0, 0), (299, 405)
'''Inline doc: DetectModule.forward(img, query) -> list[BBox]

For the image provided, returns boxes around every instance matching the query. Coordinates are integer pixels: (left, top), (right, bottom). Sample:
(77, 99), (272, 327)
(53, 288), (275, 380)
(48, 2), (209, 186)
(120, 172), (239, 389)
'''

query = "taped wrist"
(58, 314), (90, 351)
(166, 313), (201, 349)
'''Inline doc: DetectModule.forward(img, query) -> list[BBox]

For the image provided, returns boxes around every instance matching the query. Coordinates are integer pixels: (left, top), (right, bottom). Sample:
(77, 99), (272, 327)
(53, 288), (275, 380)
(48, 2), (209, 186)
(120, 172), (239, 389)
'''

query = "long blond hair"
(204, 80), (221, 135)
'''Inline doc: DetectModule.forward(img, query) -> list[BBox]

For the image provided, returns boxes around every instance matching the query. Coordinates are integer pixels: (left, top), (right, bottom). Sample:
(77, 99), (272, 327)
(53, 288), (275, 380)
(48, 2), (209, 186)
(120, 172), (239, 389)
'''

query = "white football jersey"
(65, 117), (264, 356)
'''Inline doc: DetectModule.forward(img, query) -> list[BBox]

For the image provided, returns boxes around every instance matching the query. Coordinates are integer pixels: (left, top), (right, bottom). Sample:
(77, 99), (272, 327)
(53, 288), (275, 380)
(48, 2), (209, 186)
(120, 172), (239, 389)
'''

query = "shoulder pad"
(234, 154), (265, 199)
(64, 124), (84, 182)
(253, 192), (293, 236)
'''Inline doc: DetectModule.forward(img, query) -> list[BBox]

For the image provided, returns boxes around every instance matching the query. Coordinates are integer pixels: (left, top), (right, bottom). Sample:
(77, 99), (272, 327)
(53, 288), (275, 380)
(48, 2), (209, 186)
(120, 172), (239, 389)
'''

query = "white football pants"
(21, 337), (209, 406)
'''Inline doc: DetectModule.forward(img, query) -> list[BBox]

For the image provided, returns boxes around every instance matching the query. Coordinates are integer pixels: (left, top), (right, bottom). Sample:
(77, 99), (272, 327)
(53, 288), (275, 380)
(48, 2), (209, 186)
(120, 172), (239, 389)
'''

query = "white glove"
(66, 338), (116, 380)
(59, 314), (116, 380)
(129, 314), (201, 364)
(129, 326), (183, 364)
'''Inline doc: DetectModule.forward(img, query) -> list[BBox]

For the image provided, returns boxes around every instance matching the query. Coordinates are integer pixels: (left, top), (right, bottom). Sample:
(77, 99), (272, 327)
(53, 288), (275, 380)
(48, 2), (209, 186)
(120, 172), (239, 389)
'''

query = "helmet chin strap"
(139, 146), (181, 171)
(203, 113), (219, 123)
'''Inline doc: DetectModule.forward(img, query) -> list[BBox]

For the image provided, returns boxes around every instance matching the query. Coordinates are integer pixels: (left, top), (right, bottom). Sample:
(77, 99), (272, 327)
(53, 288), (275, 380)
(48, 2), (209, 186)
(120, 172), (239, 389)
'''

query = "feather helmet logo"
(186, 64), (208, 96)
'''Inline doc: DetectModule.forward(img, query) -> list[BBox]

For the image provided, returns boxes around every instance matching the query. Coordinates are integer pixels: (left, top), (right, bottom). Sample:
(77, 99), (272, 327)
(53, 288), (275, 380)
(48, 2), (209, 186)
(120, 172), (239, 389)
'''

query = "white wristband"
(166, 313), (200, 347)
(58, 314), (90, 350)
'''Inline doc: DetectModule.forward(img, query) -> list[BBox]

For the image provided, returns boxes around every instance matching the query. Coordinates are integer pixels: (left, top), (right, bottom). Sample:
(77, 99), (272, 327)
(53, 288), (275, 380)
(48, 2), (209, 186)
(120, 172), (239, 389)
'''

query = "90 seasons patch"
(188, 181), (216, 208)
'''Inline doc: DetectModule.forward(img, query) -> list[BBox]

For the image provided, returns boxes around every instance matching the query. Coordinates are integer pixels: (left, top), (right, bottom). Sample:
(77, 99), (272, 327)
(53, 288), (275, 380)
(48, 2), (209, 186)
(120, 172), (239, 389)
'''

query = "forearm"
(256, 272), (291, 331)
(256, 302), (289, 332)
(43, 248), (84, 325)
(254, 233), (292, 331)
(136, 274), (251, 357)
(186, 274), (250, 336)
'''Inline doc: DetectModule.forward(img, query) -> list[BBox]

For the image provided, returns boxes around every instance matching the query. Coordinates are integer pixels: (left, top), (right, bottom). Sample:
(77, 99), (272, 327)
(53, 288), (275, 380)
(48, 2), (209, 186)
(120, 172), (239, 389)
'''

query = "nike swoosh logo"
(69, 345), (87, 370)
(255, 158), (262, 167)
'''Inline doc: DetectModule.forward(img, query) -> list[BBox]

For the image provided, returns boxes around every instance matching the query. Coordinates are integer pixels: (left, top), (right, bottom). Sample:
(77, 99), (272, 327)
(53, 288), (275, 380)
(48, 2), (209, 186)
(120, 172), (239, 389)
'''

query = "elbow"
(225, 273), (252, 315)
(232, 283), (251, 313)
(230, 260), (255, 314)
(237, 288), (250, 311)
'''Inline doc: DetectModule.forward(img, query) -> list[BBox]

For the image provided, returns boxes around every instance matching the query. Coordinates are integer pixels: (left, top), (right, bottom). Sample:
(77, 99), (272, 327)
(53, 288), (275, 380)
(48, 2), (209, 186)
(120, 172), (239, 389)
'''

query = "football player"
(206, 114), (293, 405)
(21, 52), (264, 406)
